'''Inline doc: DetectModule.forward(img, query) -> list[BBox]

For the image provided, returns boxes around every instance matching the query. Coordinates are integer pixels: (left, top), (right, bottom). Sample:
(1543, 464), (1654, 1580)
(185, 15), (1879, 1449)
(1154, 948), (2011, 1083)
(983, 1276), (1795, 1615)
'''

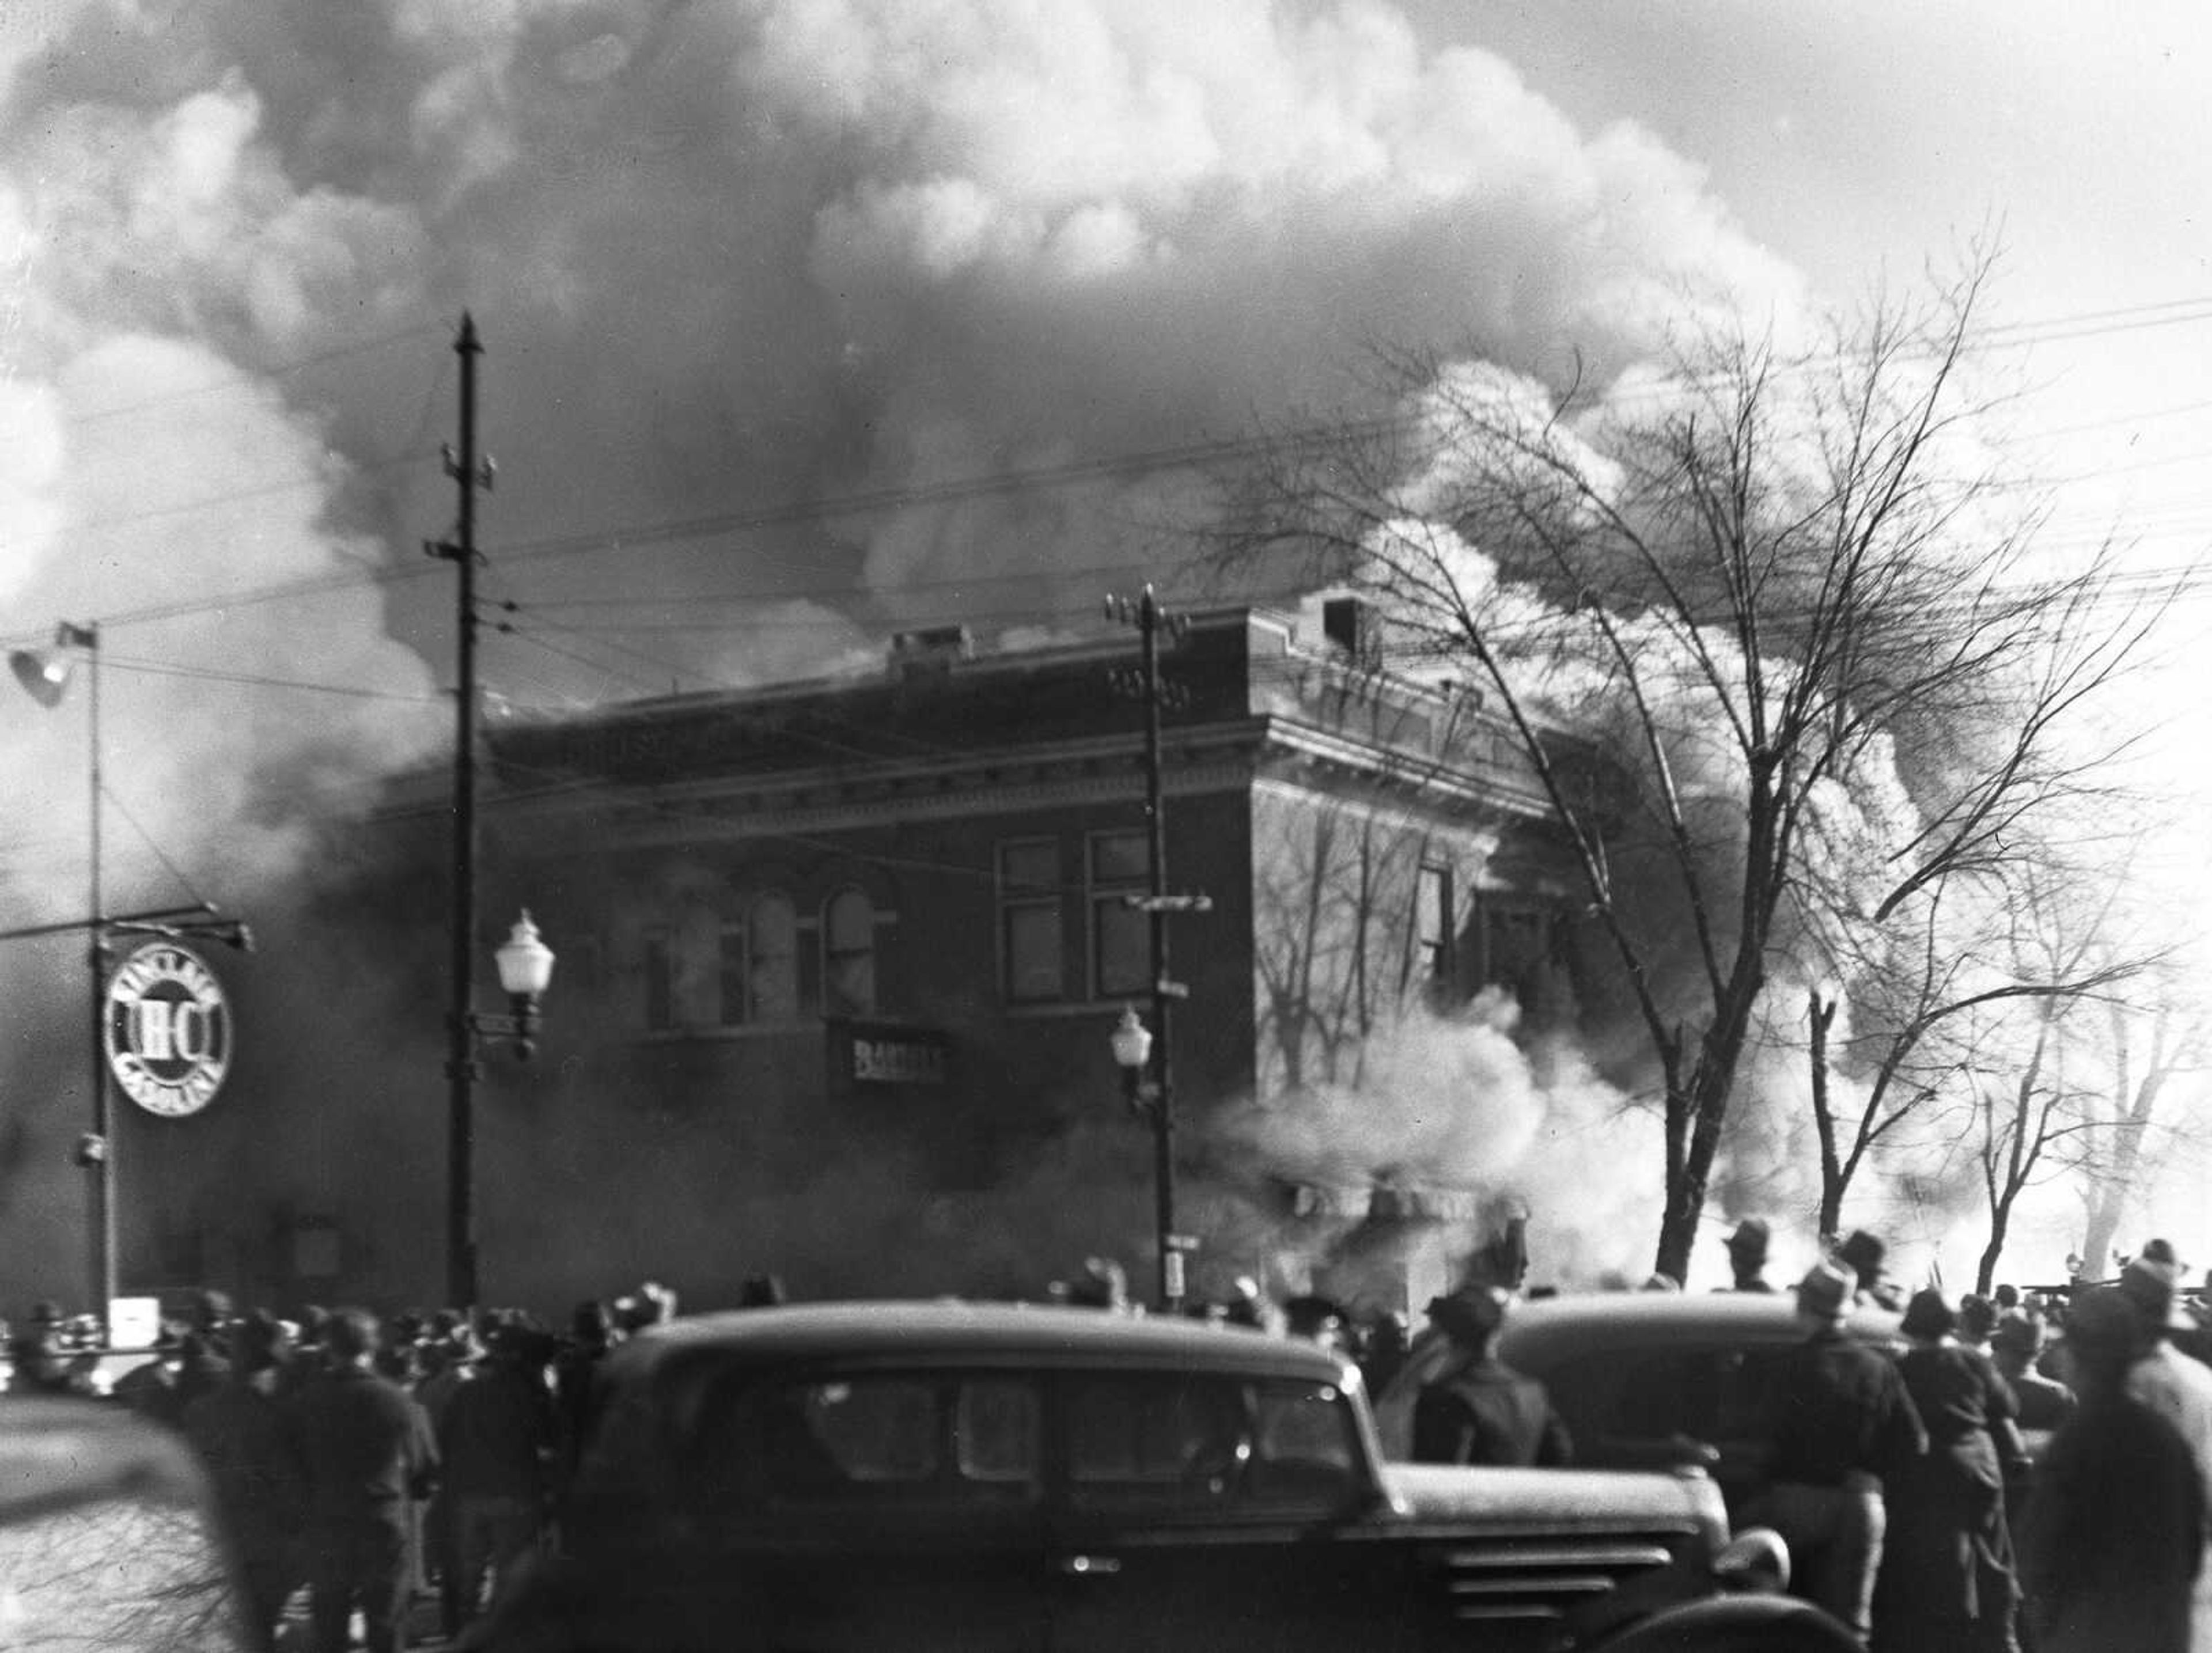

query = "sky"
(1, 0), (2208, 1291)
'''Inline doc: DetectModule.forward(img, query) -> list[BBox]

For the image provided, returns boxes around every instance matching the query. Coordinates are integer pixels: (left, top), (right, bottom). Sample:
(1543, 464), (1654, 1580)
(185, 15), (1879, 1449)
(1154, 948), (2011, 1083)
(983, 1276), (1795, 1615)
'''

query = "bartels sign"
(104, 940), (233, 1118)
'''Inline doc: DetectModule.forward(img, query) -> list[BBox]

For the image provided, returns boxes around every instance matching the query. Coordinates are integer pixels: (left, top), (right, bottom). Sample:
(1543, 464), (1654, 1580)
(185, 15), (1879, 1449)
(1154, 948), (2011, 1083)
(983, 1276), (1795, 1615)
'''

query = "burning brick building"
(112, 600), (1599, 1318)
(414, 598), (1594, 1310)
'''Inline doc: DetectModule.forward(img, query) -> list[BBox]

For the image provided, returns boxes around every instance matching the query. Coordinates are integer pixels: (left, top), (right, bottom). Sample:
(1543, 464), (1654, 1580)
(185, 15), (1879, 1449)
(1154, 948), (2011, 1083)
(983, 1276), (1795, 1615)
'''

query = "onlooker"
(1410, 1284), (1572, 1469)
(2118, 1246), (2212, 1651)
(1748, 1259), (1926, 1642)
(2020, 1287), (2205, 1652)
(1282, 1294), (1349, 1355)
(1957, 1294), (2000, 1354)
(439, 1324), (556, 1627)
(1874, 1288), (2024, 1651)
(112, 1322), (194, 1428)
(1992, 1314), (2075, 1432)
(183, 1314), (308, 1644)
(1067, 1257), (1131, 1313)
(1838, 1230), (1905, 1311)
(1724, 1218), (1775, 1293)
(290, 1306), (439, 1653)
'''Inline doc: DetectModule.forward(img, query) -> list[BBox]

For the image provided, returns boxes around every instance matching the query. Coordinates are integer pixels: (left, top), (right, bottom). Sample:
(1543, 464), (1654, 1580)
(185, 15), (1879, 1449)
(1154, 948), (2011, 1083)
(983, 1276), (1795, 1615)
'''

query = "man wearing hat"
(1991, 1313), (2074, 1433)
(1749, 1260), (1926, 1643)
(1725, 1218), (1775, 1293)
(2118, 1243), (2212, 1651)
(1410, 1286), (1572, 1468)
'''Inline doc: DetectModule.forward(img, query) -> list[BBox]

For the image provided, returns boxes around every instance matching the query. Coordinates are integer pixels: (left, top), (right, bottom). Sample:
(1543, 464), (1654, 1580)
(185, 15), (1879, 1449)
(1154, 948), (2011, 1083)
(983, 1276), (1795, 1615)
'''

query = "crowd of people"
(1408, 1226), (2212, 1653)
(13, 1236), (2212, 1653)
(3, 1275), (708, 1653)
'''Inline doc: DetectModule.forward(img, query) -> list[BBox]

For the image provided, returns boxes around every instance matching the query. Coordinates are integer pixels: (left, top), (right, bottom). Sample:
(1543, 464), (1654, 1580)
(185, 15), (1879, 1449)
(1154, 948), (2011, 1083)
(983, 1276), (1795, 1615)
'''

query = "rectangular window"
(750, 1375), (1041, 1508)
(1089, 829), (1153, 999)
(716, 921), (748, 1026)
(998, 840), (1065, 1003)
(643, 927), (675, 1032)
(1416, 863), (1453, 993)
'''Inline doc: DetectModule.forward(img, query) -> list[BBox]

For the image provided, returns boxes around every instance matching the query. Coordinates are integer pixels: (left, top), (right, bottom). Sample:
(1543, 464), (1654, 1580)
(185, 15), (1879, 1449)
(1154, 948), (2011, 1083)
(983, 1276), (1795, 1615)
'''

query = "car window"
(709, 1373), (1041, 1510)
(1065, 1374), (1358, 1517)
(1544, 1343), (1778, 1456)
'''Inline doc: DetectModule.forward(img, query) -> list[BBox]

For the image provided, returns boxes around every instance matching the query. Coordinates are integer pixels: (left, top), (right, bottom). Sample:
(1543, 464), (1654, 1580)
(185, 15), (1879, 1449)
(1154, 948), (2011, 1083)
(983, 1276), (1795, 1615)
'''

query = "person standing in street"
(1724, 1219), (1776, 1293)
(2119, 1246), (2212, 1652)
(439, 1323), (557, 1629)
(1991, 1314), (2075, 1432)
(183, 1314), (308, 1650)
(2020, 1286), (2204, 1652)
(290, 1306), (439, 1653)
(1748, 1259), (1926, 1644)
(1410, 1284), (1573, 1468)
(1874, 1288), (2027, 1651)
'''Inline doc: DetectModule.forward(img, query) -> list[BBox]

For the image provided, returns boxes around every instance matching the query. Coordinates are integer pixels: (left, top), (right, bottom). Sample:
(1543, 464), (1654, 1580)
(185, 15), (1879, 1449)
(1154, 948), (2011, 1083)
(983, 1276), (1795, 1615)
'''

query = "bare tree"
(2074, 967), (2212, 1272)
(1931, 859), (2160, 1291)
(1804, 842), (2148, 1243)
(1213, 254), (2164, 1282)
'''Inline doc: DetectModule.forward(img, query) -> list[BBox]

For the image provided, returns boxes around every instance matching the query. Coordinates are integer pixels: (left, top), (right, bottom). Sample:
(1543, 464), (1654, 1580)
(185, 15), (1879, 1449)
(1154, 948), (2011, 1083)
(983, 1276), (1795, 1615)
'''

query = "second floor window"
(749, 893), (800, 1022)
(998, 840), (1065, 1003)
(1089, 830), (1152, 999)
(824, 888), (876, 1018)
(1415, 863), (1454, 997)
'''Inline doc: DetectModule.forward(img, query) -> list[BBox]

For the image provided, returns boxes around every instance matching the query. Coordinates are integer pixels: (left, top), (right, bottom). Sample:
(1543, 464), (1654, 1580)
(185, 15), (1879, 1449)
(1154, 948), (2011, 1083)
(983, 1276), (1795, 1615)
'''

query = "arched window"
(824, 888), (876, 1018)
(748, 892), (799, 1022)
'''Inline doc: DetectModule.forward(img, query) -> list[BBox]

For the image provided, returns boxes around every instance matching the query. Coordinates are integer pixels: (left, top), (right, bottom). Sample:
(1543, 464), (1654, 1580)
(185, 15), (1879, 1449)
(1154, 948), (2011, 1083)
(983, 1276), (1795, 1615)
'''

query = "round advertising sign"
(104, 941), (233, 1118)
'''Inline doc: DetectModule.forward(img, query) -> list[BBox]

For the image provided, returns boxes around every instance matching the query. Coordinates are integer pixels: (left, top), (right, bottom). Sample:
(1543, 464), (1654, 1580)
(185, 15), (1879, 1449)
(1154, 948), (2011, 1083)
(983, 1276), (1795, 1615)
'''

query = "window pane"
(1248, 1383), (1358, 1508)
(827, 888), (873, 949)
(1090, 831), (1152, 883)
(999, 841), (1059, 891)
(954, 1381), (1040, 1483)
(790, 1379), (937, 1487)
(1067, 1375), (1247, 1512)
(749, 894), (798, 1022)
(1005, 901), (1064, 1002)
(1095, 900), (1150, 997)
(825, 890), (876, 1017)
(716, 924), (748, 1026)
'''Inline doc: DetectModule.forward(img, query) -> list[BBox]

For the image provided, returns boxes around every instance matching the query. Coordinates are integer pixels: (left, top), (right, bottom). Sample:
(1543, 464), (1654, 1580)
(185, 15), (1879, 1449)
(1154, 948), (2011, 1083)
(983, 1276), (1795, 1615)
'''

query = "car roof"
(611, 1301), (1355, 1385)
(1497, 1290), (1903, 1370)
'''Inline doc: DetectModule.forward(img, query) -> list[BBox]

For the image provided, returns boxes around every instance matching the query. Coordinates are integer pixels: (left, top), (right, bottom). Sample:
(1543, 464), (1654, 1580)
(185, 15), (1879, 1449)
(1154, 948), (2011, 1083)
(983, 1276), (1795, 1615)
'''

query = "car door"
(704, 1366), (1055, 1653)
(1042, 1368), (1421, 1653)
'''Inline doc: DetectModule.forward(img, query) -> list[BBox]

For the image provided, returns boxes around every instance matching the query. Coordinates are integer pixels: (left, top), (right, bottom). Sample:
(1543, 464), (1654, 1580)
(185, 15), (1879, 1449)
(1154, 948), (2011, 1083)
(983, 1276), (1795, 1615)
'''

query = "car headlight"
(1712, 1526), (1790, 1594)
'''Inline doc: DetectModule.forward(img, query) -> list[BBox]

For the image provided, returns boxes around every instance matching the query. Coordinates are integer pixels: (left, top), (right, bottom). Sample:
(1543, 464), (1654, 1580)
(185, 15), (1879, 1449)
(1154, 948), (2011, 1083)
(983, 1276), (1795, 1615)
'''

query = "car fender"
(1586, 1590), (1862, 1652)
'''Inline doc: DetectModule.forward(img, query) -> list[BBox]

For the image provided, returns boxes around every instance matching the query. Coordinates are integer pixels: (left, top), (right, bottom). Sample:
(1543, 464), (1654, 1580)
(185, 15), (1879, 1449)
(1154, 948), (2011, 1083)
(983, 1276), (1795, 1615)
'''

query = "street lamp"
(1111, 1005), (1183, 1307)
(484, 911), (557, 1057)
(448, 910), (555, 1309)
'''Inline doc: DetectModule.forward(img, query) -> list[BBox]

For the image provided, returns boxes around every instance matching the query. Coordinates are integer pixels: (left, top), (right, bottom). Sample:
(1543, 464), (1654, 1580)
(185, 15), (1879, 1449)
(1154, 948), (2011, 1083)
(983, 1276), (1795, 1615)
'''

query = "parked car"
(0, 1396), (256, 1651)
(465, 1299), (1857, 1652)
(1376, 1291), (1908, 1519)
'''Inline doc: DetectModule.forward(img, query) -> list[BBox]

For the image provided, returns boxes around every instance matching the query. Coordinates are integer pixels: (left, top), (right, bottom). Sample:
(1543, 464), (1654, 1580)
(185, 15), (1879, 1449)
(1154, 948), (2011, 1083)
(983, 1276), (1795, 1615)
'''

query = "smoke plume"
(0, 0), (1810, 1310)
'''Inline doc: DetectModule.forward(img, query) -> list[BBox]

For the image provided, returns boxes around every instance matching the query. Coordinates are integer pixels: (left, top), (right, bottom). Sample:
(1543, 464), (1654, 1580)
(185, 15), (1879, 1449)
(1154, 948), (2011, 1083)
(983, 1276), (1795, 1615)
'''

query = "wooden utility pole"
(1107, 585), (1209, 1310)
(430, 315), (494, 1309)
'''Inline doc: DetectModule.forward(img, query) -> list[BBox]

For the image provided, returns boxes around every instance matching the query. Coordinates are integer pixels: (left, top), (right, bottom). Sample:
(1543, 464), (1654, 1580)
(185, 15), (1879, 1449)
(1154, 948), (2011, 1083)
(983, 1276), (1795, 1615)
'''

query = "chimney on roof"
(889, 624), (974, 678)
(1321, 597), (1380, 667)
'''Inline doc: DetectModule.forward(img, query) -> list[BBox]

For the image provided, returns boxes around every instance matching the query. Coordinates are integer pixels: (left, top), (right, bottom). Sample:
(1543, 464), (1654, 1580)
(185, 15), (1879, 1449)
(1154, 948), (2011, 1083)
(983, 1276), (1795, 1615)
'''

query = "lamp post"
(446, 909), (556, 1309)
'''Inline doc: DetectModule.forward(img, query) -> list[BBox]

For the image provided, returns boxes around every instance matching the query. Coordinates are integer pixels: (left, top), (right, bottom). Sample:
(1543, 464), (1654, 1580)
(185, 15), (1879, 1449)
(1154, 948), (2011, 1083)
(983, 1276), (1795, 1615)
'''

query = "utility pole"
(1106, 585), (1209, 1311)
(82, 625), (109, 1328)
(429, 314), (494, 1310)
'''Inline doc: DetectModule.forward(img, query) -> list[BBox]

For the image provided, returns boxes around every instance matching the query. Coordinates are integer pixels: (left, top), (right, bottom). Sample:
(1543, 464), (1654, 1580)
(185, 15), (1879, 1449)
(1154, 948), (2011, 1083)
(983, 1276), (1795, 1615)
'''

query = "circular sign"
(104, 941), (233, 1118)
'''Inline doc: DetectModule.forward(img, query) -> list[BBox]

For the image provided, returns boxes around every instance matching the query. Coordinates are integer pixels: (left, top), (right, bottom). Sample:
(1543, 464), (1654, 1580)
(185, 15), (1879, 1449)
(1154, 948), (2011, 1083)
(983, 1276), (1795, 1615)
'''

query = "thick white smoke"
(0, 0), (1817, 1308)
